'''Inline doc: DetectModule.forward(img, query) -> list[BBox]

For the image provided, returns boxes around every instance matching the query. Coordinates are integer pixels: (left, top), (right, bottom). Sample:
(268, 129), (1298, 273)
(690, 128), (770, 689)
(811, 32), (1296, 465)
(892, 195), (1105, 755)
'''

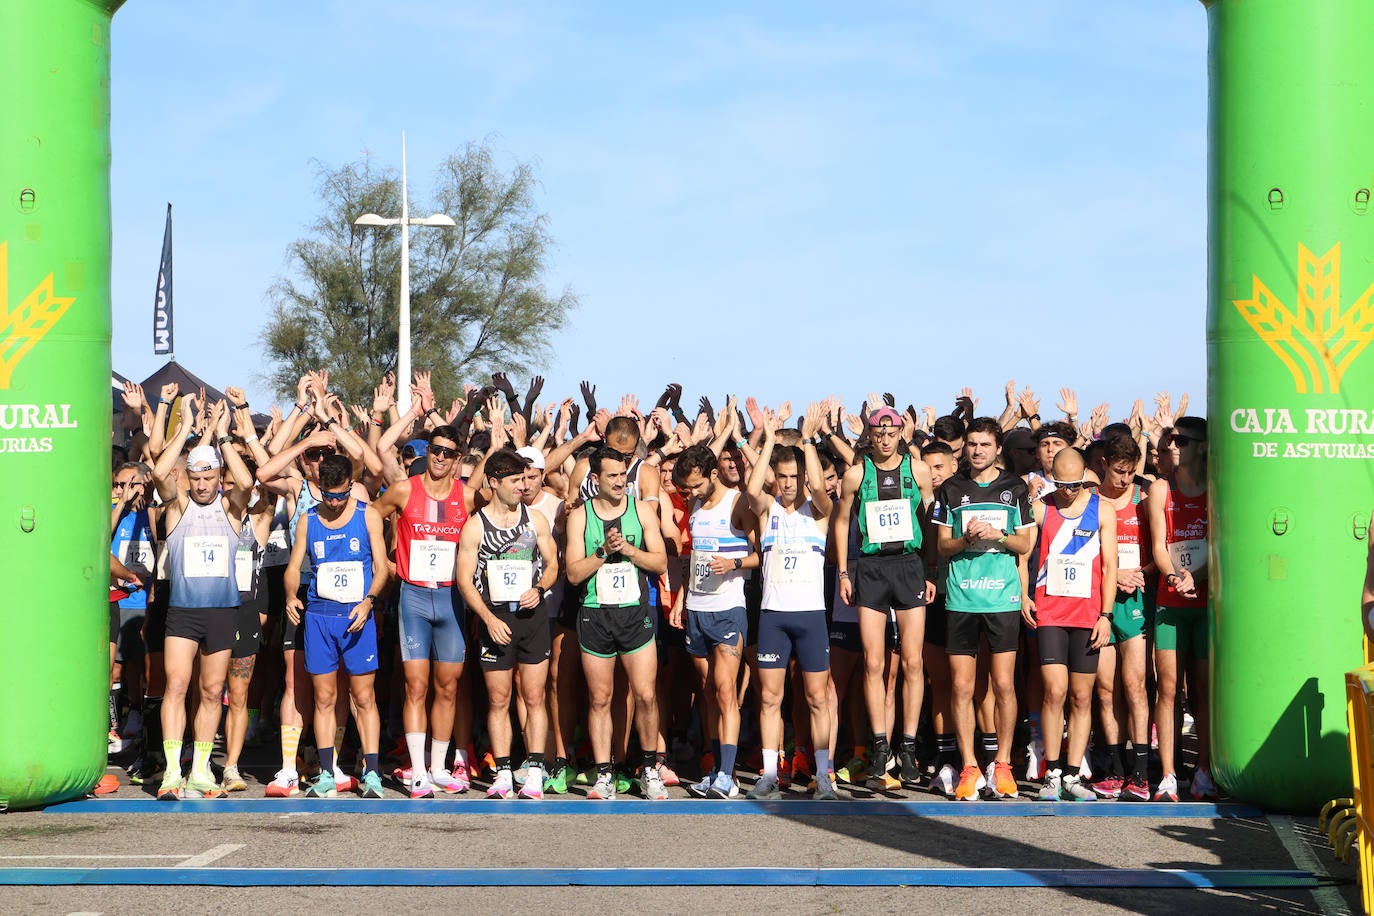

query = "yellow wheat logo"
(0, 241), (76, 390)
(1233, 243), (1374, 394)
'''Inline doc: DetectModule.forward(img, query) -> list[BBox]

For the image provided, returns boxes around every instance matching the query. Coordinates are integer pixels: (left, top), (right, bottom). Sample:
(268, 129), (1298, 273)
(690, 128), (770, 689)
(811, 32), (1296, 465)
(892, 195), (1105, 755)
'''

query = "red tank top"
(1159, 480), (1207, 609)
(1113, 484), (1148, 569)
(1033, 493), (1103, 629)
(395, 475), (468, 586)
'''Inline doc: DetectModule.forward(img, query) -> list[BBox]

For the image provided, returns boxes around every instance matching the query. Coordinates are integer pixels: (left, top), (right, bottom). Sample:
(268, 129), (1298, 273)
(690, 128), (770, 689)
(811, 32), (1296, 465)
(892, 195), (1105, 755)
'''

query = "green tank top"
(856, 455), (923, 556)
(582, 498), (648, 607)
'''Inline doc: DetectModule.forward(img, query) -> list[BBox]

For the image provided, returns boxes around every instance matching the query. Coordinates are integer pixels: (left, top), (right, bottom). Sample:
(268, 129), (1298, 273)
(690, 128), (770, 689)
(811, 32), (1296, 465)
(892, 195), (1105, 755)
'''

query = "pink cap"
(867, 406), (902, 428)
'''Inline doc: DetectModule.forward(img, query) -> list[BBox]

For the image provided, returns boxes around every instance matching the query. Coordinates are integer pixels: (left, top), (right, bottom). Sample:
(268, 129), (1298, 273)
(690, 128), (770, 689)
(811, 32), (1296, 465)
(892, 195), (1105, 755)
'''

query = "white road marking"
(178, 843), (245, 867)
(1268, 814), (1351, 916)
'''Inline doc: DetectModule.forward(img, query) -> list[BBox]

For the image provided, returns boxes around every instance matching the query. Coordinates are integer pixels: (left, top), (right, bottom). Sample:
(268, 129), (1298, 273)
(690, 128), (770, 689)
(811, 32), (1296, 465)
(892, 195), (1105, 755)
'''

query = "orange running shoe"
(954, 765), (986, 801)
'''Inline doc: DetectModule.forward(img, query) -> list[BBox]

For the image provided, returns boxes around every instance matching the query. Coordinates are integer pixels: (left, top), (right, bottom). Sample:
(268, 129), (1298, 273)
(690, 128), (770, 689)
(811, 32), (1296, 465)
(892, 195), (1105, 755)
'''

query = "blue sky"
(109, 1), (1208, 423)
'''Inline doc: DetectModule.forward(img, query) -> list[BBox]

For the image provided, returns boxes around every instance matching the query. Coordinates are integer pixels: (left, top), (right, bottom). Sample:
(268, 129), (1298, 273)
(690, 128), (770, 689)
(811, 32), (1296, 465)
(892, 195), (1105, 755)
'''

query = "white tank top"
(527, 490), (564, 618)
(686, 488), (749, 612)
(760, 499), (826, 613)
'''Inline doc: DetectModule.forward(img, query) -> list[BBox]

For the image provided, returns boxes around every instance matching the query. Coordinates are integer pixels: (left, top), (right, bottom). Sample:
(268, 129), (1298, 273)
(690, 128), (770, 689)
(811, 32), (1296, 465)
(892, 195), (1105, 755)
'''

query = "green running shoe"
(543, 764), (572, 795)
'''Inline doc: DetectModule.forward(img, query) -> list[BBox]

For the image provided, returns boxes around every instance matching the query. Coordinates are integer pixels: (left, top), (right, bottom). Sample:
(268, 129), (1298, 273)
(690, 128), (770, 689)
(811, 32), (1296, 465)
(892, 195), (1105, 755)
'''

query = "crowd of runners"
(105, 373), (1211, 804)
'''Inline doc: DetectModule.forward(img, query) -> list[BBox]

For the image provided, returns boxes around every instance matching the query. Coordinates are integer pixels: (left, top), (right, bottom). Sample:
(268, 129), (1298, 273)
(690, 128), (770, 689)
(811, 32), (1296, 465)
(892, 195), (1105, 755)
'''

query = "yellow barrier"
(1345, 659), (1374, 913)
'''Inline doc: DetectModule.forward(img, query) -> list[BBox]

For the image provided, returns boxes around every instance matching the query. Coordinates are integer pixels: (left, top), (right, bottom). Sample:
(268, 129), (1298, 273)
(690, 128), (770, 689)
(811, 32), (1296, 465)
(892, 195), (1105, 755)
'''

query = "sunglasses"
(1052, 479), (1087, 491)
(319, 488), (351, 502)
(1167, 435), (1200, 446)
(428, 445), (459, 460)
(304, 448), (334, 461)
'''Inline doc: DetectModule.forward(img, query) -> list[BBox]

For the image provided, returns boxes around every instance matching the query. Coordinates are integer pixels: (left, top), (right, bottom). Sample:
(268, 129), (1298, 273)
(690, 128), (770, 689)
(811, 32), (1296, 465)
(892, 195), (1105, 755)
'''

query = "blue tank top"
(305, 501), (373, 617)
(290, 481), (320, 586)
(166, 497), (242, 609)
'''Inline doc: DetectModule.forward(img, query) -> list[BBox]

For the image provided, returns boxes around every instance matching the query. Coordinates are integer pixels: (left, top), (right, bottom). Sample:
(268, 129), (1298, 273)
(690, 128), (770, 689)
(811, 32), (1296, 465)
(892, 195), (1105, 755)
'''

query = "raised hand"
(160, 381), (179, 404)
(1018, 387), (1040, 420)
(1177, 392), (1190, 419)
(1128, 399), (1144, 432)
(295, 373), (311, 406)
(350, 405), (371, 427)
(579, 380), (598, 413)
(698, 396), (715, 425)
(954, 387), (977, 419)
(122, 381), (146, 412)
(525, 374), (545, 404)
(776, 401), (792, 425)
(882, 392), (896, 408)
(492, 371), (517, 400)
(844, 410), (865, 438)
(657, 383), (682, 410)
(1057, 387), (1079, 420)
(922, 406), (935, 432)
(1005, 379), (1016, 408)
(744, 397), (764, 431)
(617, 393), (640, 417)
(1089, 403), (1110, 436)
(801, 403), (823, 439)
(224, 386), (248, 409)
(1153, 391), (1173, 429)
(591, 408), (612, 439)
(509, 412), (528, 447)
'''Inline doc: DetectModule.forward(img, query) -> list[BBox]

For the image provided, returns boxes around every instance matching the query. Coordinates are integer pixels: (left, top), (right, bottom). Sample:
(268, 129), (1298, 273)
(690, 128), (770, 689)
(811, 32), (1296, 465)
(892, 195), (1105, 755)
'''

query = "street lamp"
(354, 132), (455, 414)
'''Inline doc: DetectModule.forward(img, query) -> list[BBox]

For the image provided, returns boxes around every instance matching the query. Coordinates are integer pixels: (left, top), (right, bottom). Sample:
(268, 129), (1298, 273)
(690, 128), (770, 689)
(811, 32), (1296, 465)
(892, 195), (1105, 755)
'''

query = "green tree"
(260, 140), (576, 407)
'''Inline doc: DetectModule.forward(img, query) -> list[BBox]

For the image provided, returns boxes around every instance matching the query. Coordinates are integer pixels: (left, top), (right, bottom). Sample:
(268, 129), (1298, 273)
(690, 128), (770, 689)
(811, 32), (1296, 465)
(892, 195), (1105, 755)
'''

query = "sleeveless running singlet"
(1033, 492), (1103, 629)
(395, 475), (468, 587)
(856, 455), (922, 556)
(474, 504), (543, 611)
(582, 498), (647, 608)
(760, 499), (826, 612)
(305, 501), (373, 616)
(686, 489), (749, 612)
(1159, 480), (1207, 610)
(166, 497), (242, 609)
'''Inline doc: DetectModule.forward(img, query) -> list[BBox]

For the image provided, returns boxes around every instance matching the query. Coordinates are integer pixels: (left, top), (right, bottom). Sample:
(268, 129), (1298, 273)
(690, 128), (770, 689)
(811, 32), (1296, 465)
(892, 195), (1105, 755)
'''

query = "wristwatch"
(732, 556), (742, 570)
(595, 546), (607, 560)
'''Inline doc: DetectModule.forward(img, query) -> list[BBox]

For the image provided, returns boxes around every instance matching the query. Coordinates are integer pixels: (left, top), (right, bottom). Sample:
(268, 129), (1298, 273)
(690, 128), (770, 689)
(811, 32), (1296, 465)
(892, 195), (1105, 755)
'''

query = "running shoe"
(707, 771), (739, 799)
(449, 764), (472, 793)
(221, 765), (248, 793)
(481, 750), (497, 778)
(92, 774), (120, 795)
(897, 744), (921, 786)
(409, 776), (436, 799)
(127, 754), (161, 786)
(928, 764), (956, 798)
(1025, 735), (1046, 781)
(1090, 775), (1123, 799)
(813, 771), (839, 801)
(108, 729), (132, 755)
(156, 775), (182, 802)
(985, 761), (1018, 799)
(614, 767), (633, 796)
(186, 775), (226, 799)
(431, 768), (467, 794)
(865, 765), (901, 792)
(265, 768), (301, 798)
(486, 768), (514, 799)
(836, 752), (869, 785)
(657, 762), (681, 787)
(333, 768), (359, 794)
(1181, 712), (1196, 736)
(391, 765), (414, 789)
(954, 765), (985, 801)
(587, 772), (616, 800)
(1190, 767), (1217, 800)
(519, 767), (545, 800)
(360, 771), (385, 799)
(686, 773), (714, 798)
(1153, 773), (1179, 803)
(1060, 774), (1096, 801)
(1037, 770), (1063, 801)
(515, 758), (531, 783)
(543, 764), (573, 795)
(641, 767), (669, 801)
(306, 771), (337, 798)
(747, 775), (781, 800)
(1122, 775), (1150, 801)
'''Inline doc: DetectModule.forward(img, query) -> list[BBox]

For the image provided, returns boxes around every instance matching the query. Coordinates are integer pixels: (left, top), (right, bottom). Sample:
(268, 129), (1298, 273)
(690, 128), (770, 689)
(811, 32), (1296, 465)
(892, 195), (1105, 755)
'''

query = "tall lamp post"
(354, 132), (455, 414)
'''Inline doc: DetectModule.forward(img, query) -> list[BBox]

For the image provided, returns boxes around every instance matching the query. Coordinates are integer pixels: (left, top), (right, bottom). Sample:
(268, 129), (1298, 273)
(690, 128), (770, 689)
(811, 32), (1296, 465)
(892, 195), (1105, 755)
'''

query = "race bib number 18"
(1047, 554), (1092, 599)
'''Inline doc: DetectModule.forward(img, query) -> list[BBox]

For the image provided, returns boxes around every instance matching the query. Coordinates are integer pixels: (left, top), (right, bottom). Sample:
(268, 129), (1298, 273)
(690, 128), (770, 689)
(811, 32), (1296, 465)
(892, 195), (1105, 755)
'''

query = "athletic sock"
(191, 741), (214, 781)
(762, 749), (779, 778)
(554, 756), (569, 773)
(980, 733), (998, 760)
(1131, 746), (1149, 779)
(162, 739), (183, 778)
(936, 733), (956, 768)
(814, 749), (831, 776)
(719, 744), (738, 778)
(333, 726), (346, 768)
(363, 753), (379, 776)
(108, 687), (120, 732)
(528, 753), (546, 770)
(454, 747), (469, 773)
(318, 746), (335, 775)
(405, 732), (427, 779)
(495, 756), (512, 772)
(143, 696), (163, 756)
(430, 739), (451, 775)
(1106, 743), (1125, 778)
(901, 733), (917, 752)
(1048, 757), (1065, 775)
(281, 725), (302, 773)
(642, 749), (657, 772)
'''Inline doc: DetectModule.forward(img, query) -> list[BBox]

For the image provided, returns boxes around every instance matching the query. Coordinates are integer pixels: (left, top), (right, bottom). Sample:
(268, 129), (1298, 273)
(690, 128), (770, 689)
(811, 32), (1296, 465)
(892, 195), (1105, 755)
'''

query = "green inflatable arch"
(0, 0), (1369, 811)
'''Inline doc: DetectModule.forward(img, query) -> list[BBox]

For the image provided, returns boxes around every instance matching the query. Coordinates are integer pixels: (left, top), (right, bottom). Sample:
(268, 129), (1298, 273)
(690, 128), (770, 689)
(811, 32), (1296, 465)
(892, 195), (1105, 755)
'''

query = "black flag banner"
(153, 203), (173, 355)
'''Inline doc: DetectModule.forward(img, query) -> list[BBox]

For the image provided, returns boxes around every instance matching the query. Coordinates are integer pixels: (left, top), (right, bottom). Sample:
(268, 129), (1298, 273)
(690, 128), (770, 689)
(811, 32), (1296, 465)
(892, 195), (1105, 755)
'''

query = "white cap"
(515, 446), (545, 470)
(186, 445), (222, 472)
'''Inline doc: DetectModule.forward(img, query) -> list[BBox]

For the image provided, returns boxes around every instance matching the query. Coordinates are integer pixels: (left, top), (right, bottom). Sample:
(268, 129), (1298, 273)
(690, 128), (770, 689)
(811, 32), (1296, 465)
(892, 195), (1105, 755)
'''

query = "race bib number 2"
(409, 540), (457, 582)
